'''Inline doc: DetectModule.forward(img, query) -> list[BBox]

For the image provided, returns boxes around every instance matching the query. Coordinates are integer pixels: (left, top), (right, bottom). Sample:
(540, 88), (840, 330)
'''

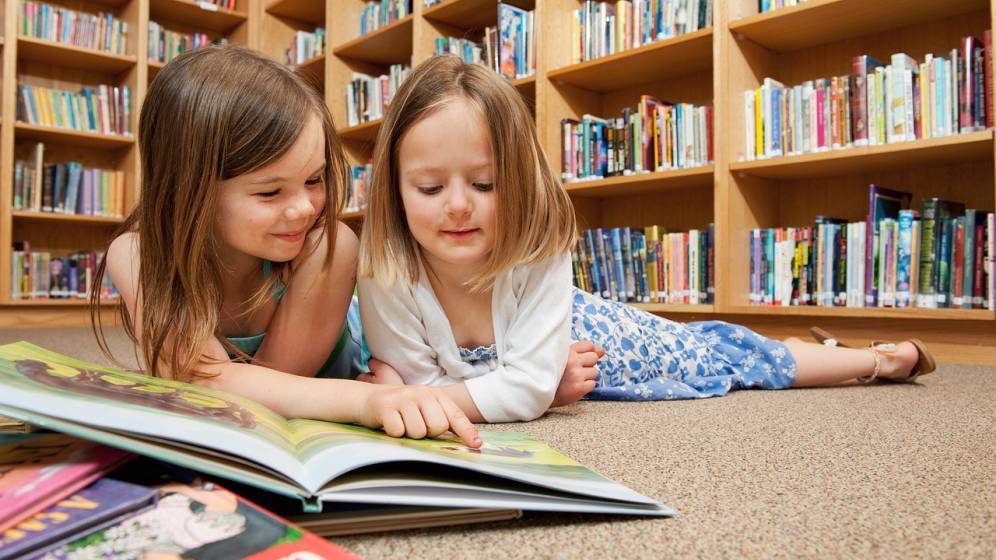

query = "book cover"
(0, 434), (132, 533)
(865, 185), (912, 307)
(34, 481), (356, 559)
(0, 478), (156, 559)
(0, 342), (673, 517)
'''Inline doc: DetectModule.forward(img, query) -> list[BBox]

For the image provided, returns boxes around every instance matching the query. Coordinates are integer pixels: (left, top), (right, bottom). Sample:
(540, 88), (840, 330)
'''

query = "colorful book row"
(346, 162), (372, 214)
(287, 27), (326, 66)
(10, 245), (118, 301)
(13, 158), (126, 218)
(743, 34), (992, 160)
(21, 1), (128, 55)
(360, 0), (412, 36)
(561, 96), (713, 182)
(345, 65), (410, 127)
(17, 82), (132, 137)
(573, 225), (715, 305)
(433, 4), (535, 81)
(749, 204), (994, 311)
(571, 0), (713, 64)
(148, 21), (218, 64)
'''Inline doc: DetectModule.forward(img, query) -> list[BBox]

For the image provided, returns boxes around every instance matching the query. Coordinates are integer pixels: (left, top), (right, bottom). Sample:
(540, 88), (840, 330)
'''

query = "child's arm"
(253, 221), (356, 377)
(104, 233), (480, 446)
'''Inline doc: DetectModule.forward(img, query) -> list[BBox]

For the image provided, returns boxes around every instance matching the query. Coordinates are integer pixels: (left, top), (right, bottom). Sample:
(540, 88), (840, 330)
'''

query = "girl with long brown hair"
(357, 56), (937, 424)
(91, 45), (479, 446)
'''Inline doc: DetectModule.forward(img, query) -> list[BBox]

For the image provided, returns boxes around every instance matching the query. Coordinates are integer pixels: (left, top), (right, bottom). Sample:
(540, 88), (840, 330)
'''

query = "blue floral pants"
(571, 288), (797, 400)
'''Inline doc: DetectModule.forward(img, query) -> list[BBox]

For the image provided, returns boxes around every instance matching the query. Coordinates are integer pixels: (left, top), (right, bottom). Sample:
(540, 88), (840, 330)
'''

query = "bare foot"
(875, 341), (920, 380)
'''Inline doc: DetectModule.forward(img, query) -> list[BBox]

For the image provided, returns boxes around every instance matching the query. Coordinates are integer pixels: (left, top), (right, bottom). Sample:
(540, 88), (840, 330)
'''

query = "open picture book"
(0, 342), (674, 517)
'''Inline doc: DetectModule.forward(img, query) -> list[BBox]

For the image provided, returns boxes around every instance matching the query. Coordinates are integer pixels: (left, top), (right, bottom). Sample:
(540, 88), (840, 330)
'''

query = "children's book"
(0, 433), (132, 533)
(31, 481), (356, 559)
(289, 504), (521, 537)
(0, 478), (157, 559)
(0, 342), (674, 517)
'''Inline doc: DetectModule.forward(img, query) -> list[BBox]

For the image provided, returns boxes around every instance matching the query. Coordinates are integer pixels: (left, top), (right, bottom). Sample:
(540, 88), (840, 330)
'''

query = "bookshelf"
(1, 0), (993, 365)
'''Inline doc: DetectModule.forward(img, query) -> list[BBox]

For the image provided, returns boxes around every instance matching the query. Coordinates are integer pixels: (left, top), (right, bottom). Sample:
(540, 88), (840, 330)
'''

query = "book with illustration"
(0, 342), (673, 517)
(0, 433), (131, 533)
(31, 481), (356, 559)
(0, 477), (157, 559)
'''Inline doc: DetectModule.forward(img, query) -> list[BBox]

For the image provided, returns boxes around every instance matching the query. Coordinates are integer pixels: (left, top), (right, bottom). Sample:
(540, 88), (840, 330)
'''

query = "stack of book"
(347, 162), (372, 213)
(561, 95), (713, 182)
(748, 186), (995, 310)
(21, 1), (129, 55)
(434, 3), (535, 81)
(743, 34), (992, 160)
(17, 83), (132, 137)
(573, 225), (715, 305)
(198, 0), (236, 8)
(148, 21), (216, 64)
(0, 341), (673, 556)
(758, 0), (809, 13)
(286, 27), (326, 66)
(360, 0), (412, 35)
(571, 0), (713, 64)
(345, 65), (411, 127)
(10, 243), (118, 301)
(12, 143), (126, 217)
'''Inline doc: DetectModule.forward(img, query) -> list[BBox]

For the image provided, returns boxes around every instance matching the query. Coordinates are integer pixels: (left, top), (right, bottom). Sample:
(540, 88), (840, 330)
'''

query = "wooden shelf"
(332, 15), (414, 65)
(295, 53), (326, 89)
(423, 0), (534, 29)
(565, 166), (714, 198)
(340, 209), (366, 221)
(633, 303), (715, 314)
(511, 74), (535, 92)
(17, 37), (137, 73)
(339, 119), (383, 143)
(12, 211), (124, 225)
(149, 0), (248, 33)
(729, 0), (988, 53)
(547, 28), (712, 92)
(726, 305), (995, 321)
(14, 123), (135, 150)
(730, 131), (993, 180)
(149, 60), (166, 81)
(265, 0), (325, 24)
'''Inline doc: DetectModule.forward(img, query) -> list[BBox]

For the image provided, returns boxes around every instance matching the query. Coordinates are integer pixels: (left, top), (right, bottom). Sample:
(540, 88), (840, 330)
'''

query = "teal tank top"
(225, 261), (368, 379)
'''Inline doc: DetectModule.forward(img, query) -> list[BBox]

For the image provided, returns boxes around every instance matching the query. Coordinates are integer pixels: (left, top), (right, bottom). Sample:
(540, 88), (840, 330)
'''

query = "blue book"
(896, 209), (915, 308)
(610, 228), (627, 303)
(0, 478), (156, 559)
(865, 184), (912, 306)
(594, 228), (612, 299)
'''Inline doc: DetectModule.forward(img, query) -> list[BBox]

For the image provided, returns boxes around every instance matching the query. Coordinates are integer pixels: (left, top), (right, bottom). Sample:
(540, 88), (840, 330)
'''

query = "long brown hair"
(357, 55), (576, 291)
(91, 45), (350, 381)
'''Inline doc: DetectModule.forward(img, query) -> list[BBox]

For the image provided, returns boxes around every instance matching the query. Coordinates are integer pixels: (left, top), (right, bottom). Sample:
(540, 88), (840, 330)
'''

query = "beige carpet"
(1, 327), (993, 559)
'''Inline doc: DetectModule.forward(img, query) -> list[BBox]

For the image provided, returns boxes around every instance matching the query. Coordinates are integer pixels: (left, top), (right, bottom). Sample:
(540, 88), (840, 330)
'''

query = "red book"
(974, 220), (987, 308)
(952, 219), (965, 306)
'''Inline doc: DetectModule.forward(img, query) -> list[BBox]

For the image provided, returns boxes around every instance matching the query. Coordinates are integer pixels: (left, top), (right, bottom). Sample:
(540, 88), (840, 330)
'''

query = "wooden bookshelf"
(2, 0), (994, 364)
(12, 211), (125, 225)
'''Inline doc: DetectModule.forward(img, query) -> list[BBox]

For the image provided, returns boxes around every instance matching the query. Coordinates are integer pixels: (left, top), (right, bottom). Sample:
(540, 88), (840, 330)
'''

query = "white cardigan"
(357, 253), (572, 422)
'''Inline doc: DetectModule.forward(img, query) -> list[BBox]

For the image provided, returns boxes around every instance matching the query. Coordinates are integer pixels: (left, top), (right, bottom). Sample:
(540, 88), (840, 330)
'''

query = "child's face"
(398, 97), (496, 274)
(216, 114), (326, 264)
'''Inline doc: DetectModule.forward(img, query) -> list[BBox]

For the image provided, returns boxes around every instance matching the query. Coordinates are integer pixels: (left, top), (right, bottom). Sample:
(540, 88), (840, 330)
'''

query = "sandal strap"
(858, 343), (895, 383)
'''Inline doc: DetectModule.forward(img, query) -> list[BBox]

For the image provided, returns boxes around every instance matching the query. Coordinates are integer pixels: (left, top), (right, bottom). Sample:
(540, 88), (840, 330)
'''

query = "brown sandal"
(809, 327), (937, 383)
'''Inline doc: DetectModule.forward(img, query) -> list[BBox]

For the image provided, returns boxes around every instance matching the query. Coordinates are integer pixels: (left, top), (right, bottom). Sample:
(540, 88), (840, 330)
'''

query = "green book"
(0, 342), (672, 517)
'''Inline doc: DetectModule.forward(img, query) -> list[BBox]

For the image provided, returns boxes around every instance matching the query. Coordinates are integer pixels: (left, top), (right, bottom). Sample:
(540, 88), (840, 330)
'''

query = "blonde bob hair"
(358, 55), (576, 291)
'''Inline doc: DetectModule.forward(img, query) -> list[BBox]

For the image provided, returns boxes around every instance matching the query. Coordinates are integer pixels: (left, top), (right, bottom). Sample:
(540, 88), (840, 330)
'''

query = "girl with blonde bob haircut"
(358, 55), (937, 424)
(92, 45), (480, 447)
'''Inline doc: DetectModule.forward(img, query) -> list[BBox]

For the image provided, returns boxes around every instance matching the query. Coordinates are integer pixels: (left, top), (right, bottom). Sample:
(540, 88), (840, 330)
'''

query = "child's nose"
(284, 195), (315, 220)
(444, 184), (472, 216)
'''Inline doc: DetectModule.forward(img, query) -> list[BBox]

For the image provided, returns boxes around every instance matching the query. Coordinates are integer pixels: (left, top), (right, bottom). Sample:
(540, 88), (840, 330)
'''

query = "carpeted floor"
(1, 327), (993, 559)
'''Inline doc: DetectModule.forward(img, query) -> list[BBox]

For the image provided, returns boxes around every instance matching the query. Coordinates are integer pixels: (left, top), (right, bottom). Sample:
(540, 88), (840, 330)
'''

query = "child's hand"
(358, 385), (482, 448)
(356, 359), (406, 385)
(551, 340), (603, 408)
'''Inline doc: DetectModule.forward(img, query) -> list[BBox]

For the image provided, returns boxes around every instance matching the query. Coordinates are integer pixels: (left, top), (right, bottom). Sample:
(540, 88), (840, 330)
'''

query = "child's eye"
(418, 186), (443, 195)
(305, 176), (323, 186)
(255, 189), (280, 198)
(473, 182), (494, 192)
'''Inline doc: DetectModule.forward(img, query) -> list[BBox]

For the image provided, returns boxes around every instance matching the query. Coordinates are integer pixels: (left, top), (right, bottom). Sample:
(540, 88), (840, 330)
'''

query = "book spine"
(917, 199), (938, 308)
(897, 210), (913, 308)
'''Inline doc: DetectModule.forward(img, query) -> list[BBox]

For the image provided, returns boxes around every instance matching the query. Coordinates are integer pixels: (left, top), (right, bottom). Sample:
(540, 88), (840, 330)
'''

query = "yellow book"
(919, 61), (930, 139)
(754, 88), (763, 158)
(571, 12), (580, 64)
